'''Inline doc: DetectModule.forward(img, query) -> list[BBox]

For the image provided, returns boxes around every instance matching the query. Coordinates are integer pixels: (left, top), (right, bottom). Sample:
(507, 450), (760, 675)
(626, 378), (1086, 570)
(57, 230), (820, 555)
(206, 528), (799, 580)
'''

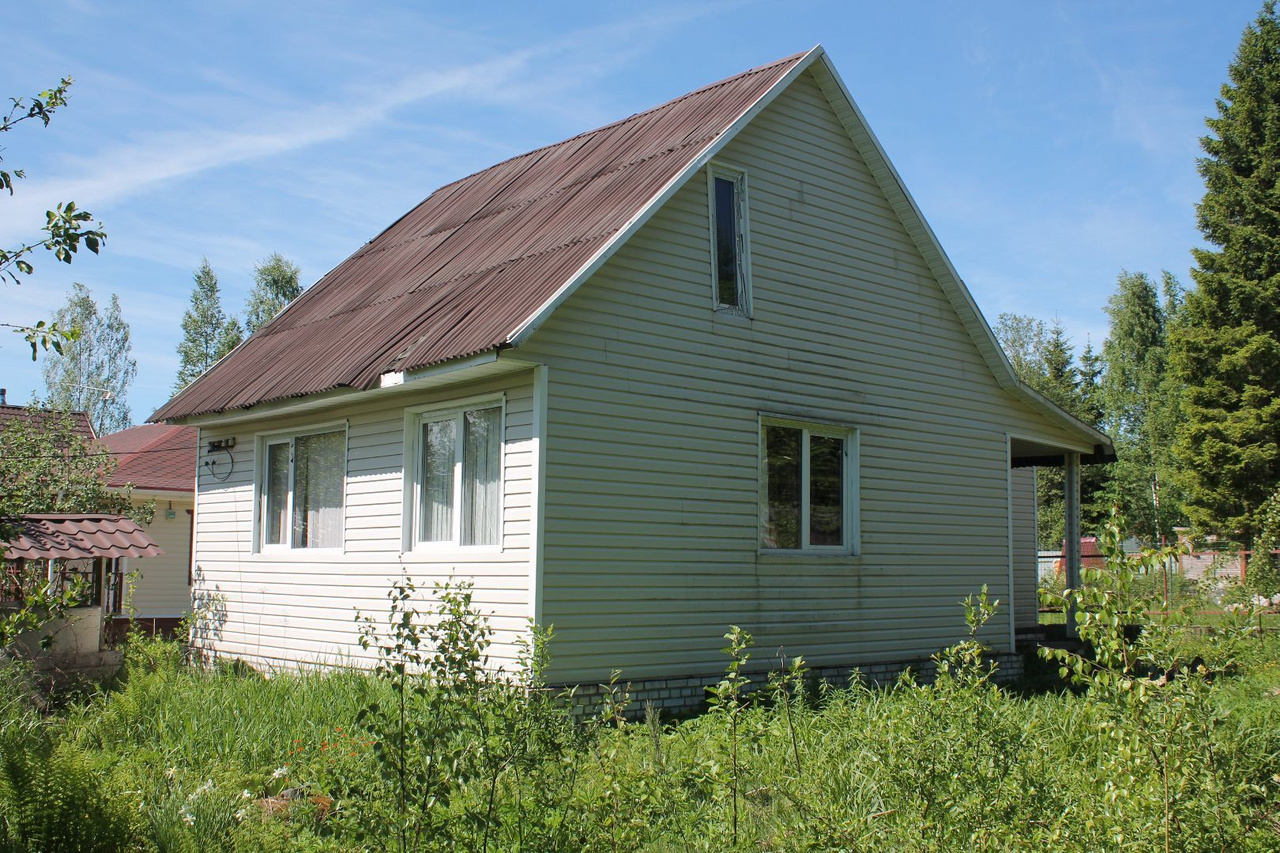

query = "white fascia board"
(808, 52), (1113, 457)
(504, 46), (822, 347)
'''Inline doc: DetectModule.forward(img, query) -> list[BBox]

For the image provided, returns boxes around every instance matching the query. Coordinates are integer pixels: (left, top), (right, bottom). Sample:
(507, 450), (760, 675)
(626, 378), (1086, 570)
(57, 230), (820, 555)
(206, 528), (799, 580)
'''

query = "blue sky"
(0, 1), (1264, 423)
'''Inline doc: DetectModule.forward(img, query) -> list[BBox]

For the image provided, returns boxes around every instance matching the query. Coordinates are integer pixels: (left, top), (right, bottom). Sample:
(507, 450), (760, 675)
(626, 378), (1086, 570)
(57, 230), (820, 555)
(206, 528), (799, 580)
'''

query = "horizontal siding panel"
(193, 373), (536, 671)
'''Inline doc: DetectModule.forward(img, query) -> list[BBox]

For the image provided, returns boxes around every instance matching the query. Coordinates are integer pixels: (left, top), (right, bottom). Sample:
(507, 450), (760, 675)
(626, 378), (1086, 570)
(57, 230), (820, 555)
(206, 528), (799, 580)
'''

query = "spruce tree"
(41, 282), (136, 435)
(995, 314), (1110, 546)
(174, 258), (243, 392)
(1099, 272), (1185, 543)
(244, 252), (301, 334)
(1173, 2), (1280, 542)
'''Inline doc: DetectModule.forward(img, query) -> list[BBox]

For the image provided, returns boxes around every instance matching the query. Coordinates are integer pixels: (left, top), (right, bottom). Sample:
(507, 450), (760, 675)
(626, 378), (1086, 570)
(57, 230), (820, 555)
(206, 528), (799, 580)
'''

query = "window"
(760, 418), (856, 553)
(411, 403), (503, 548)
(259, 427), (346, 550)
(708, 164), (750, 312)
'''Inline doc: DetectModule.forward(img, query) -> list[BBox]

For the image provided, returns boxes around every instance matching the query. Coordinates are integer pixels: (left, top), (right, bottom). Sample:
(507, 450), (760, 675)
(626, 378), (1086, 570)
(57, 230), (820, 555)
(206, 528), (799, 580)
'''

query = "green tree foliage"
(40, 283), (136, 436)
(1098, 271), (1186, 544)
(174, 259), (243, 392)
(243, 253), (301, 335)
(0, 408), (147, 527)
(0, 77), (105, 359)
(1173, 2), (1280, 542)
(995, 314), (1109, 547)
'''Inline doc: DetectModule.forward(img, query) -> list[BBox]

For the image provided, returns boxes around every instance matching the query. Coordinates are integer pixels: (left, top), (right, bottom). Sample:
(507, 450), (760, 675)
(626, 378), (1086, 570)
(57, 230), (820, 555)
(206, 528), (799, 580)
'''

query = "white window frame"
(707, 162), (752, 316)
(758, 415), (859, 555)
(254, 421), (348, 554)
(402, 394), (506, 553)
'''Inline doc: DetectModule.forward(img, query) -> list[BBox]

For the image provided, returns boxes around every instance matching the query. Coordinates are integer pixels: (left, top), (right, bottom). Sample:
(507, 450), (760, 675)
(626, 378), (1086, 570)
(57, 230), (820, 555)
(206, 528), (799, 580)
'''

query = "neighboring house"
(3, 513), (162, 672)
(0, 396), (96, 443)
(153, 47), (1112, 708)
(99, 423), (197, 632)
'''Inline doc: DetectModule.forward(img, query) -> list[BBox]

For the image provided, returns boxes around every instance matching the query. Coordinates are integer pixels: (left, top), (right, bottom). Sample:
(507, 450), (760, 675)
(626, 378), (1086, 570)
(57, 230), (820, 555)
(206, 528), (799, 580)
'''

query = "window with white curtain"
(759, 417), (857, 554)
(259, 426), (346, 550)
(414, 403), (502, 548)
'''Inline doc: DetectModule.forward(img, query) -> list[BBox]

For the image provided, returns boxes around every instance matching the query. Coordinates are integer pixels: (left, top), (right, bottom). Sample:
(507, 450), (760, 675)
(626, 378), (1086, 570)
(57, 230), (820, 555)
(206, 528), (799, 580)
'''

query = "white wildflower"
(242, 789), (252, 799)
(180, 809), (195, 827)
(164, 767), (178, 780)
(271, 766), (289, 780)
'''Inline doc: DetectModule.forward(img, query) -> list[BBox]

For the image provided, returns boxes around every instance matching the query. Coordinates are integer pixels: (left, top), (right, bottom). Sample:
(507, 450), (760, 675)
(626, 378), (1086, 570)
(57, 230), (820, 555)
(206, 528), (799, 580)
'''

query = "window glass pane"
(420, 418), (456, 542)
(809, 434), (844, 546)
(762, 425), (801, 549)
(714, 176), (739, 307)
(264, 442), (289, 546)
(462, 407), (501, 546)
(292, 430), (345, 549)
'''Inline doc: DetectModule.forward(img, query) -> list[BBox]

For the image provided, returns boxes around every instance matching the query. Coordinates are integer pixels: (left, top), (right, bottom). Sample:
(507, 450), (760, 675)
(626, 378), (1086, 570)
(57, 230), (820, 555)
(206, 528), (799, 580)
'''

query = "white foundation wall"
(189, 372), (535, 671)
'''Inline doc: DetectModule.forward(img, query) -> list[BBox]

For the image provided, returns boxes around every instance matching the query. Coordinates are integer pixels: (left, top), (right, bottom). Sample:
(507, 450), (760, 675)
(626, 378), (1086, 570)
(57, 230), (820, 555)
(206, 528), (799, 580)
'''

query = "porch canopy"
(1009, 437), (1115, 639)
(2, 514), (162, 561)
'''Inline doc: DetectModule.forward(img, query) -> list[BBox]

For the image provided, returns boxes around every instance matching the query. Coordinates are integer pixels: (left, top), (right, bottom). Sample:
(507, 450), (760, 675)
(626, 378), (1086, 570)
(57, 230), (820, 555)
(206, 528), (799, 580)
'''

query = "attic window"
(709, 164), (751, 313)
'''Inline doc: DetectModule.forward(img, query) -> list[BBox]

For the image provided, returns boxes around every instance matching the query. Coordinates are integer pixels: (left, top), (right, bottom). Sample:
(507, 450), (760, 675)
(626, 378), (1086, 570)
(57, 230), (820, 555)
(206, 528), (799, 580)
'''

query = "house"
(153, 47), (1112, 708)
(98, 423), (197, 635)
(0, 395), (95, 443)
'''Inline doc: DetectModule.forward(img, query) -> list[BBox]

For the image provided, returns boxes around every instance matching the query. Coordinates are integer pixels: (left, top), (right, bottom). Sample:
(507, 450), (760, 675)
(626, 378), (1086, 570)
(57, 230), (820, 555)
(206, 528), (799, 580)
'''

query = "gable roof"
(99, 423), (197, 492)
(153, 51), (810, 422)
(0, 405), (95, 441)
(150, 46), (1111, 458)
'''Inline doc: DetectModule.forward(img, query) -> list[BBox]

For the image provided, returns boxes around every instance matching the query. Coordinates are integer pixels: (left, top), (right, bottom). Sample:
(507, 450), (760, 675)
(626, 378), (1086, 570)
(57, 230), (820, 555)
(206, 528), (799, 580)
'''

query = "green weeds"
(0, 557), (1277, 850)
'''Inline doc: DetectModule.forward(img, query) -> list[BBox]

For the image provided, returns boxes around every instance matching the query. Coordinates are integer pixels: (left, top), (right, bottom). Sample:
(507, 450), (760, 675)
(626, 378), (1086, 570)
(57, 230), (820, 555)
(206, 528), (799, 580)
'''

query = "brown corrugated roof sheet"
(0, 405), (95, 441)
(100, 423), (197, 492)
(3, 514), (163, 561)
(153, 52), (807, 422)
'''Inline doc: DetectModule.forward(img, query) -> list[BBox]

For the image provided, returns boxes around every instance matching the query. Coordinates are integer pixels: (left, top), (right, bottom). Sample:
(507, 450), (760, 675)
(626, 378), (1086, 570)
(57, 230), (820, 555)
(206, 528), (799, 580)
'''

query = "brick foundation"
(558, 651), (1025, 720)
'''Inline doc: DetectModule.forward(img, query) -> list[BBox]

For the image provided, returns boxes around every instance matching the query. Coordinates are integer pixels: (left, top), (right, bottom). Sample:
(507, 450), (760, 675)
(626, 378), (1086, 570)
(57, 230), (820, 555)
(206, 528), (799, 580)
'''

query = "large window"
(708, 164), (751, 313)
(760, 418), (856, 553)
(259, 427), (346, 550)
(411, 402), (503, 548)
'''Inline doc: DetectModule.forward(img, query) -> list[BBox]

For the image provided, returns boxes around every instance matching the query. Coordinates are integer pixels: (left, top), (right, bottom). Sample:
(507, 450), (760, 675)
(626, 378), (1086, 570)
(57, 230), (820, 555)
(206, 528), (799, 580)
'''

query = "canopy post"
(1064, 451), (1082, 640)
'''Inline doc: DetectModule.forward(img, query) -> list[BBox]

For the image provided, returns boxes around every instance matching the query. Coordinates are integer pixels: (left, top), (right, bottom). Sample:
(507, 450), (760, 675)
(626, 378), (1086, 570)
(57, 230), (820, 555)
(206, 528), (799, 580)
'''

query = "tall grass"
(0, 565), (1278, 850)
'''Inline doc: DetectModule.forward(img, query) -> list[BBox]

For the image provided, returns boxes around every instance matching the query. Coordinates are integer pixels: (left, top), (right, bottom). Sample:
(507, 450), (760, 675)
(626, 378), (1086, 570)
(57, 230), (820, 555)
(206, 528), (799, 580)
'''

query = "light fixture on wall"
(166, 501), (176, 520)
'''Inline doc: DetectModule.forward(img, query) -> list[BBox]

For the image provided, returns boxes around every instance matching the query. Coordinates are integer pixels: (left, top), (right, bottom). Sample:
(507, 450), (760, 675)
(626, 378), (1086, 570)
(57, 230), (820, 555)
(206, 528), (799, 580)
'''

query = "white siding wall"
(1011, 467), (1039, 632)
(125, 493), (194, 617)
(519, 70), (1087, 683)
(190, 373), (535, 671)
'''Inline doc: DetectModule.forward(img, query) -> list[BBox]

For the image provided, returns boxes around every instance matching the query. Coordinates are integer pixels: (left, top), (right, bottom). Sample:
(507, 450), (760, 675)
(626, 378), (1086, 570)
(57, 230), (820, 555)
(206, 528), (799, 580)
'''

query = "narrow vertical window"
(462, 407), (501, 546)
(264, 441), (289, 546)
(762, 424), (801, 549)
(709, 165), (750, 312)
(714, 176), (740, 307)
(292, 429), (345, 549)
(420, 418), (456, 543)
(809, 434), (845, 546)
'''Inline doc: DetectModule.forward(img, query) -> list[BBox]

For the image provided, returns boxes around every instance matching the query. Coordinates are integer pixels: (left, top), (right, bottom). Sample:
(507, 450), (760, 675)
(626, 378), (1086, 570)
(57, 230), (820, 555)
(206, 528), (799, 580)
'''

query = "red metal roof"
(0, 405), (95, 441)
(3, 514), (163, 561)
(152, 52), (807, 422)
(99, 424), (197, 492)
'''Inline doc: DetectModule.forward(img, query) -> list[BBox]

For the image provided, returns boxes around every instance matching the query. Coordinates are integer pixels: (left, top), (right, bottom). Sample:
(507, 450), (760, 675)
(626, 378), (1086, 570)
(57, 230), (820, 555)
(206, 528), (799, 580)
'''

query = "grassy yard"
(1, 596), (1279, 852)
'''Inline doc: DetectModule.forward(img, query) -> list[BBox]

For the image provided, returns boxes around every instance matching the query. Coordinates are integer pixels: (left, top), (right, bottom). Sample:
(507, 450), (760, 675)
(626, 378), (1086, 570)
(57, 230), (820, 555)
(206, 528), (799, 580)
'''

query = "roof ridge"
(423, 52), (808, 199)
